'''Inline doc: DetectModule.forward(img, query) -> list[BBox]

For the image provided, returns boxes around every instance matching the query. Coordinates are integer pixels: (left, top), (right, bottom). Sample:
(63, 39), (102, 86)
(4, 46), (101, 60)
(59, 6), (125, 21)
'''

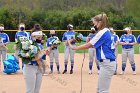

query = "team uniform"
(120, 34), (136, 74)
(137, 35), (140, 53)
(87, 33), (100, 74)
(89, 28), (116, 93)
(23, 42), (44, 93)
(15, 31), (29, 63)
(111, 33), (119, 74)
(0, 33), (10, 69)
(47, 36), (60, 74)
(62, 31), (76, 74)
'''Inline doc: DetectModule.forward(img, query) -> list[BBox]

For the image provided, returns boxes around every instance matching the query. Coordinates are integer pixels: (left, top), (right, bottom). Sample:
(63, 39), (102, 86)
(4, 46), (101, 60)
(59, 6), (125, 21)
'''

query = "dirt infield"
(0, 54), (140, 93)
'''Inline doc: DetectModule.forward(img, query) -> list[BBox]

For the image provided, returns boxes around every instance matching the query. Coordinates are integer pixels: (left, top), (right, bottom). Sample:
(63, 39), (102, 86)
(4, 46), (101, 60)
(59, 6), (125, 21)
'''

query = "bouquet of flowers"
(16, 36), (40, 64)
(42, 33), (48, 41)
(74, 32), (83, 43)
(49, 36), (61, 46)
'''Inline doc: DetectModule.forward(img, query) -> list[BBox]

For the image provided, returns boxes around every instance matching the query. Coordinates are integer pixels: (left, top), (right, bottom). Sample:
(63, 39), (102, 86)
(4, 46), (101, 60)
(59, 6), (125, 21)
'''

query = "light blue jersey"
(88, 33), (96, 40)
(0, 33), (10, 44)
(113, 34), (119, 43)
(89, 28), (116, 61)
(137, 35), (140, 43)
(62, 31), (76, 45)
(120, 34), (136, 49)
(15, 31), (29, 40)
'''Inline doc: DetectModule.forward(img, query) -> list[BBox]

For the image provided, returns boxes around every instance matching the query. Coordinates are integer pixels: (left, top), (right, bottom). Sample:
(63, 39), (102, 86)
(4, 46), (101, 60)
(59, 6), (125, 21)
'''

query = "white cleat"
(89, 70), (92, 75)
(97, 70), (100, 75)
(120, 71), (125, 75)
(132, 71), (136, 75)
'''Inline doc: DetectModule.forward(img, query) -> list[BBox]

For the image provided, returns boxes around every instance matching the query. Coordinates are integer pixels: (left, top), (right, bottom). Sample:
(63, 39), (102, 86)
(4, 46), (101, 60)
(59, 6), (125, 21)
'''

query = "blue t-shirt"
(15, 31), (29, 40)
(120, 34), (136, 49)
(62, 31), (76, 45)
(137, 35), (140, 43)
(0, 33), (10, 44)
(90, 28), (116, 61)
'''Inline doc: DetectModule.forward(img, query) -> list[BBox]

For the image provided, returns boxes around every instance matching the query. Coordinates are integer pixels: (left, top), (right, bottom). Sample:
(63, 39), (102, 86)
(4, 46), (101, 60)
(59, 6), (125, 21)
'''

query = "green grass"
(7, 42), (139, 54)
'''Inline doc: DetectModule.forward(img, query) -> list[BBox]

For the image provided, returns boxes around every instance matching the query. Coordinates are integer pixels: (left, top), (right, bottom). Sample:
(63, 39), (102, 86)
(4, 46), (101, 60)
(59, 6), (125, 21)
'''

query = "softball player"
(68, 13), (116, 93)
(31, 24), (47, 75)
(62, 24), (76, 74)
(0, 24), (10, 70)
(109, 27), (119, 75)
(120, 27), (136, 75)
(23, 27), (45, 93)
(15, 23), (29, 64)
(47, 30), (60, 74)
(87, 27), (100, 75)
(137, 35), (140, 53)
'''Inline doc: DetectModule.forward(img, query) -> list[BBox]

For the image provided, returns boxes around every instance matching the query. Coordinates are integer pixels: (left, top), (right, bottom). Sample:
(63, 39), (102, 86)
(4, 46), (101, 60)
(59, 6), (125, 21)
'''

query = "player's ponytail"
(92, 13), (109, 30)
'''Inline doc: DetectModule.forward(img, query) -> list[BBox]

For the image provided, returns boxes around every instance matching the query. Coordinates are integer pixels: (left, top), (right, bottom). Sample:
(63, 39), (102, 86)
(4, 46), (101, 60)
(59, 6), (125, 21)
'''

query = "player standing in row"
(15, 23), (29, 64)
(86, 27), (100, 75)
(120, 27), (136, 75)
(47, 30), (60, 74)
(31, 24), (47, 74)
(68, 13), (116, 93)
(137, 34), (140, 53)
(23, 24), (46, 93)
(109, 27), (119, 75)
(62, 24), (76, 74)
(0, 24), (10, 71)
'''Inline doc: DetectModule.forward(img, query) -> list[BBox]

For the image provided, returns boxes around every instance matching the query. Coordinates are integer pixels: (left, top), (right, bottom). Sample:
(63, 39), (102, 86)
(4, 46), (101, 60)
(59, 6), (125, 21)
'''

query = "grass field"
(7, 42), (140, 54)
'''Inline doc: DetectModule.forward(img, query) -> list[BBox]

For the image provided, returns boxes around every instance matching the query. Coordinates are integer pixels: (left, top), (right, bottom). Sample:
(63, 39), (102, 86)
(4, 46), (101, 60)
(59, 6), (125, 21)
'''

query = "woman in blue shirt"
(68, 13), (116, 93)
(119, 27), (136, 75)
(0, 24), (10, 70)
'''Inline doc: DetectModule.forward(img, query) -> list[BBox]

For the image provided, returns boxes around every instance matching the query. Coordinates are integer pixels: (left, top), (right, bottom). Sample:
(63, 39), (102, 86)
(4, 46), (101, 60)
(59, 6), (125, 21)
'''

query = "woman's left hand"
(68, 40), (77, 50)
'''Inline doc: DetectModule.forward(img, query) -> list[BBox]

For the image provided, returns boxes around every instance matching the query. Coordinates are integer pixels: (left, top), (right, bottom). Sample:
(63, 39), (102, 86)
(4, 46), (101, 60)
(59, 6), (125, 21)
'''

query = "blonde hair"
(92, 13), (108, 29)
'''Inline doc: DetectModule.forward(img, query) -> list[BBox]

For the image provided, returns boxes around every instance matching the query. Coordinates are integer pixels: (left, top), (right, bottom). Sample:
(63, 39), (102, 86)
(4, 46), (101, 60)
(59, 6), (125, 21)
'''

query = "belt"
(123, 48), (133, 49)
(52, 47), (57, 50)
(100, 59), (115, 62)
(28, 61), (38, 66)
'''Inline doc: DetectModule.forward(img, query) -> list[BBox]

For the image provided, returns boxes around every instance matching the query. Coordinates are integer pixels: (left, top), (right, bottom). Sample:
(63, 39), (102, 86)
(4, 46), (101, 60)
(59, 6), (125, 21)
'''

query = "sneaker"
(43, 73), (48, 76)
(70, 70), (73, 74)
(49, 71), (53, 74)
(57, 71), (61, 74)
(89, 70), (92, 75)
(120, 71), (125, 75)
(132, 71), (136, 75)
(62, 70), (67, 74)
(97, 70), (100, 75)
(114, 71), (117, 75)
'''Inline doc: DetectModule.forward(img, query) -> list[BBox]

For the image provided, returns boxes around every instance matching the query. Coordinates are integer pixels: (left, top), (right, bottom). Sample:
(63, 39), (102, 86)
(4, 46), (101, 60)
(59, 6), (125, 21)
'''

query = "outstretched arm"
(68, 40), (93, 50)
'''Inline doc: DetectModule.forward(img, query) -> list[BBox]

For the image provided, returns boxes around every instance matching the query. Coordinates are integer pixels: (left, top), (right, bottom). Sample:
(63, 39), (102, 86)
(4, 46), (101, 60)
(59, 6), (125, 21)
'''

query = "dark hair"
(32, 23), (42, 32)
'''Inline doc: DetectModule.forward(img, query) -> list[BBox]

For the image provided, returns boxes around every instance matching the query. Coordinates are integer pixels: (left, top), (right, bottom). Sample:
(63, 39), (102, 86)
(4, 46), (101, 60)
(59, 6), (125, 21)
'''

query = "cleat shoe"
(49, 71), (53, 74)
(120, 71), (125, 75)
(62, 70), (67, 74)
(97, 70), (100, 75)
(57, 71), (61, 74)
(114, 72), (117, 75)
(89, 70), (92, 75)
(70, 70), (73, 74)
(132, 71), (136, 75)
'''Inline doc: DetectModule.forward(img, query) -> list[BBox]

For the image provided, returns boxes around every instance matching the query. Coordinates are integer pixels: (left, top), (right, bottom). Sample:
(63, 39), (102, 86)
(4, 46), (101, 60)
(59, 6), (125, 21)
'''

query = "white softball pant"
(23, 64), (42, 93)
(88, 48), (99, 67)
(122, 48), (135, 65)
(64, 45), (75, 65)
(97, 60), (116, 93)
(0, 50), (7, 62)
(49, 49), (59, 65)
